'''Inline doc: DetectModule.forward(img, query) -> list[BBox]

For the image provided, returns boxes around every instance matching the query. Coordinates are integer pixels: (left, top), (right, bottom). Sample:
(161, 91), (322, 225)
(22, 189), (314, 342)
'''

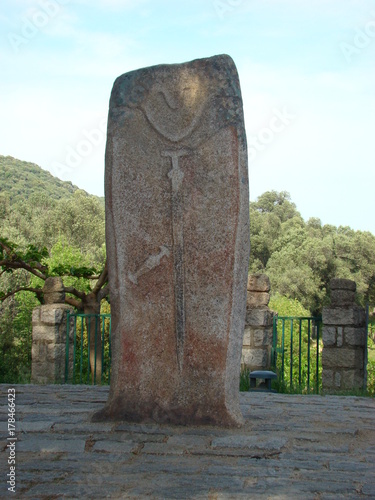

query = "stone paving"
(1, 384), (374, 499)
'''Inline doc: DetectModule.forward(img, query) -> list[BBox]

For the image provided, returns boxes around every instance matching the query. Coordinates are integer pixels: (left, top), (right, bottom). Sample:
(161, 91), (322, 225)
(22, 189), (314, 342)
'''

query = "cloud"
(74, 0), (149, 9)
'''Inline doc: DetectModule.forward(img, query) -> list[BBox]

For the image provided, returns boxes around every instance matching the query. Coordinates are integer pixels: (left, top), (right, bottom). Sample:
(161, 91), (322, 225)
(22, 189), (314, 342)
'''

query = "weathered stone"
(17, 436), (86, 453)
(32, 324), (56, 343)
(246, 291), (270, 308)
(341, 370), (364, 390)
(40, 305), (66, 326)
(246, 308), (273, 327)
(322, 306), (366, 326)
(92, 440), (136, 453)
(242, 277), (273, 372)
(345, 328), (366, 346)
(95, 55), (250, 426)
(323, 326), (336, 346)
(43, 276), (65, 304)
(242, 327), (251, 346)
(241, 349), (268, 370)
(324, 368), (366, 391)
(211, 435), (287, 451)
(47, 343), (65, 362)
(3, 384), (375, 498)
(32, 342), (49, 359)
(32, 304), (73, 384)
(337, 327), (344, 347)
(32, 307), (41, 324)
(322, 369), (334, 388)
(253, 328), (272, 347)
(330, 278), (356, 291)
(322, 348), (363, 369)
(247, 274), (270, 292)
(330, 289), (356, 307)
(31, 359), (56, 383)
(322, 282), (366, 393)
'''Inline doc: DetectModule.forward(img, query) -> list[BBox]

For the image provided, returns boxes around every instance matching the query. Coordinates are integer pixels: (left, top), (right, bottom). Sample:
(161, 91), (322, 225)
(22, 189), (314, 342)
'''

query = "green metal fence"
(65, 313), (111, 385)
(272, 315), (322, 393)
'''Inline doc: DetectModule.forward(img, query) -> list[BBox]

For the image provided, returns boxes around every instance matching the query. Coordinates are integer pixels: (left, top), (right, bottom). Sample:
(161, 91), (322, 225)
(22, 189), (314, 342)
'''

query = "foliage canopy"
(1, 157), (375, 384)
(250, 190), (375, 315)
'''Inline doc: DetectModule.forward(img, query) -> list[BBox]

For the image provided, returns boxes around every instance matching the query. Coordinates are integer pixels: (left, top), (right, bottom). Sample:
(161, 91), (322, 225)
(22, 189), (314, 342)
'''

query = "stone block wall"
(242, 274), (274, 371)
(322, 279), (366, 391)
(31, 277), (73, 384)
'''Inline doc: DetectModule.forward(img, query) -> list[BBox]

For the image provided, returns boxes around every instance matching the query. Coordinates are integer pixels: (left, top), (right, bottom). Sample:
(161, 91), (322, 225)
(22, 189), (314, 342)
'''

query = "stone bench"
(249, 370), (277, 392)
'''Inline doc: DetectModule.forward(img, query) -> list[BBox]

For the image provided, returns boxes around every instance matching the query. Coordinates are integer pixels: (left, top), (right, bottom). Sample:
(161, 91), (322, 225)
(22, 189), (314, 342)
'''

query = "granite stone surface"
(1, 384), (374, 499)
(99, 54), (250, 426)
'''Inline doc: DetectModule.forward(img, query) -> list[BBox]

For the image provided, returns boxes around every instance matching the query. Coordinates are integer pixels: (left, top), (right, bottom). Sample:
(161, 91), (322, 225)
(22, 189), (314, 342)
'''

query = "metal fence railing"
(272, 315), (322, 393)
(65, 313), (111, 385)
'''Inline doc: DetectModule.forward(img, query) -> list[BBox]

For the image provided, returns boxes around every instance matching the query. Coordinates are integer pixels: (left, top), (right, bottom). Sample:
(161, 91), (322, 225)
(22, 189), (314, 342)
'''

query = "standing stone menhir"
(93, 54), (250, 426)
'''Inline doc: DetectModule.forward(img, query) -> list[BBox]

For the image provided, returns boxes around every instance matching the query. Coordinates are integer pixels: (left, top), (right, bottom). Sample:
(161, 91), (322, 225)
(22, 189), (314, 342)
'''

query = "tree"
(249, 207), (281, 271)
(252, 190), (298, 222)
(250, 191), (375, 314)
(249, 191), (301, 273)
(0, 237), (108, 381)
(0, 290), (37, 383)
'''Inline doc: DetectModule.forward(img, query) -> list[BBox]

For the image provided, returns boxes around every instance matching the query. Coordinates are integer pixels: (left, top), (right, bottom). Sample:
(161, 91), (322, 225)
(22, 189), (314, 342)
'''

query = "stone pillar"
(322, 278), (366, 392)
(31, 277), (73, 384)
(242, 274), (274, 371)
(94, 55), (250, 427)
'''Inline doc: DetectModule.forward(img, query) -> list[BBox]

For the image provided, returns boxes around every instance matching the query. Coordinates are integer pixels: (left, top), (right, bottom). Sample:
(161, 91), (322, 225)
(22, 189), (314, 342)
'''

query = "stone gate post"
(322, 278), (367, 392)
(31, 277), (73, 384)
(242, 274), (274, 371)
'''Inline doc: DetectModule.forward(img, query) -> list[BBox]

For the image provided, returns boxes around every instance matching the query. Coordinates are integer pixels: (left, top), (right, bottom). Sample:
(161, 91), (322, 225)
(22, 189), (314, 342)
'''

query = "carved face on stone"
(141, 70), (208, 143)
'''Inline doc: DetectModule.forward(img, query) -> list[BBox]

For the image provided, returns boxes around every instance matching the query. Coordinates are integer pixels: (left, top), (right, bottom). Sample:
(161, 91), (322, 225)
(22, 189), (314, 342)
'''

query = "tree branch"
(63, 286), (86, 301)
(64, 296), (83, 310)
(98, 284), (109, 302)
(0, 239), (48, 279)
(92, 260), (108, 295)
(0, 286), (43, 303)
(0, 259), (47, 280)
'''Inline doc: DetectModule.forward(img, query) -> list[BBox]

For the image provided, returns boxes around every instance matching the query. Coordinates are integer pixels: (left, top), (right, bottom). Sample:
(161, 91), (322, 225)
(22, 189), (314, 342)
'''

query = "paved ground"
(1, 384), (374, 499)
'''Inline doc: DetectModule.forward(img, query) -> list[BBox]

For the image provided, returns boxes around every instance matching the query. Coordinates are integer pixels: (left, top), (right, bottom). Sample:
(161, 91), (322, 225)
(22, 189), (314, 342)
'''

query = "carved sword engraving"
(128, 245), (170, 285)
(163, 149), (189, 373)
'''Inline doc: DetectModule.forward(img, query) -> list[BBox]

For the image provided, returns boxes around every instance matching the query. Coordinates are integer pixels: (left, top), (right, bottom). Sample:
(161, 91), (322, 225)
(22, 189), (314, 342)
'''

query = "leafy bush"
(0, 291), (37, 383)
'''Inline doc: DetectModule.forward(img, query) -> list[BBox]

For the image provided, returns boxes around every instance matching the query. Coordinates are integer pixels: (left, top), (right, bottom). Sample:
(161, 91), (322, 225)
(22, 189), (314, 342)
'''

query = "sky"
(1, 0), (374, 233)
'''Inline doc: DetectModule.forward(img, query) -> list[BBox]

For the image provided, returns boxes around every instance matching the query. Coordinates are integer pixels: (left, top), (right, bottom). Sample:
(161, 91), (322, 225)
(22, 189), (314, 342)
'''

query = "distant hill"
(0, 155), (85, 205)
(0, 154), (105, 260)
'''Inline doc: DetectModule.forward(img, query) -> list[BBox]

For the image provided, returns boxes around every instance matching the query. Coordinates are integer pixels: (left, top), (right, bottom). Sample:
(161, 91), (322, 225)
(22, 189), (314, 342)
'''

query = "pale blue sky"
(1, 0), (374, 233)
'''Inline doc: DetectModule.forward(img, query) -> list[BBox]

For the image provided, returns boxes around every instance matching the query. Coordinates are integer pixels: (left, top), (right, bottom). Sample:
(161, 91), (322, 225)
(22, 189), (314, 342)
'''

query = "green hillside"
(0, 155), (105, 261)
(0, 155), (82, 204)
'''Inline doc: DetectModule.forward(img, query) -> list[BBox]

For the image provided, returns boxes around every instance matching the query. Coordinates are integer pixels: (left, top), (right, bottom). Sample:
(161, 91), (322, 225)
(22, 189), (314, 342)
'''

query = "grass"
(239, 367), (251, 392)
